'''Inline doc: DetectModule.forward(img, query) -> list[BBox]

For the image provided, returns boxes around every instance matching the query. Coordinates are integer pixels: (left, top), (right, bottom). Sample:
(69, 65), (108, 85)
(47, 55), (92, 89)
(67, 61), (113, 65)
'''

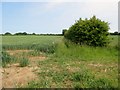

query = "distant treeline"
(1, 31), (120, 36)
(1, 32), (62, 36)
(109, 32), (120, 35)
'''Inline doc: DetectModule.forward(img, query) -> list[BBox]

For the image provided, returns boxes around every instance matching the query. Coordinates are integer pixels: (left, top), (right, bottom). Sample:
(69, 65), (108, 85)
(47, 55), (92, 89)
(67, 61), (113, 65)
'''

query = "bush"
(64, 16), (110, 47)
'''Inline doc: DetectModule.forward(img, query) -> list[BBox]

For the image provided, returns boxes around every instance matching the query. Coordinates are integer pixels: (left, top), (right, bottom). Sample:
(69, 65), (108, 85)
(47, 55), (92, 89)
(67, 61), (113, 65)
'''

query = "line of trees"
(2, 32), (62, 36)
(1, 31), (120, 36)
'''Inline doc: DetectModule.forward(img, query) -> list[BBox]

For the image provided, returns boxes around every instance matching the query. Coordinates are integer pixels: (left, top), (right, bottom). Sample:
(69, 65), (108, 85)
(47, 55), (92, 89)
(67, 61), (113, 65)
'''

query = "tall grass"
(54, 38), (118, 62)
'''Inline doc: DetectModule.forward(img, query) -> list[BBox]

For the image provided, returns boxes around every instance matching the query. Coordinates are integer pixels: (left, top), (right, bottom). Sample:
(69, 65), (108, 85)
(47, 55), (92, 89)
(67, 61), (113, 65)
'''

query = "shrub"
(19, 57), (29, 67)
(64, 16), (110, 47)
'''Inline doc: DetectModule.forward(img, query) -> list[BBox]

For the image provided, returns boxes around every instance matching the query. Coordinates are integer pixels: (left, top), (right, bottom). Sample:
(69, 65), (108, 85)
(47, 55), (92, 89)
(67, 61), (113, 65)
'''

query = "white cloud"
(82, 2), (118, 31)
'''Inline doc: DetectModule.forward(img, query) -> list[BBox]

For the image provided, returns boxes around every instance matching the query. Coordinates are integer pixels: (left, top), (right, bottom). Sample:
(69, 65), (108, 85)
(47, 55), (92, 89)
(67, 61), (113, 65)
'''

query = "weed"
(2, 51), (12, 67)
(19, 57), (29, 67)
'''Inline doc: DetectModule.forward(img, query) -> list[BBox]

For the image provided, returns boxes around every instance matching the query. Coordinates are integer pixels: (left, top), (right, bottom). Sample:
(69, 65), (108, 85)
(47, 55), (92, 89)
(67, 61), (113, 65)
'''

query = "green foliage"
(65, 16), (110, 47)
(19, 57), (29, 67)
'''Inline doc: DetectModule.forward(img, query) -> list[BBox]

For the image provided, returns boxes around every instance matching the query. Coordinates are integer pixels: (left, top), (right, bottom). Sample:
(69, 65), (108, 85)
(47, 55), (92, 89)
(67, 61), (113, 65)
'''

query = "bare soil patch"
(2, 63), (38, 88)
(28, 56), (46, 67)
(29, 56), (46, 61)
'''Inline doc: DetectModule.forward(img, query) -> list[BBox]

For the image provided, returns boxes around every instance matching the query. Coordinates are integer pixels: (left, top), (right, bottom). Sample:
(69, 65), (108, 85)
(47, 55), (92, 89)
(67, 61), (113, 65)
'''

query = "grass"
(2, 51), (30, 67)
(2, 36), (61, 53)
(2, 51), (11, 67)
(2, 35), (119, 88)
(53, 37), (118, 65)
(2, 51), (17, 67)
(19, 57), (29, 67)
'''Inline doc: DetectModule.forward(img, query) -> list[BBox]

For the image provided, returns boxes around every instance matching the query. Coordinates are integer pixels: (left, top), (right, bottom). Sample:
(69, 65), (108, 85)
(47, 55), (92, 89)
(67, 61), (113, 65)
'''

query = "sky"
(0, 0), (119, 34)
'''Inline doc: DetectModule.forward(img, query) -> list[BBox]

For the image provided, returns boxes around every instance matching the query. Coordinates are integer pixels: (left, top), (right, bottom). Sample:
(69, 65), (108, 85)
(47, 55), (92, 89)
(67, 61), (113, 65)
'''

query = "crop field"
(1, 35), (119, 88)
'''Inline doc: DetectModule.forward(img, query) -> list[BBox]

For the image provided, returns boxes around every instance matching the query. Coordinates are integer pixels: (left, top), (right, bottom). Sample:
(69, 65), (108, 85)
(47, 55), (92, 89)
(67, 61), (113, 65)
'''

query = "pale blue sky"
(1, 0), (118, 34)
